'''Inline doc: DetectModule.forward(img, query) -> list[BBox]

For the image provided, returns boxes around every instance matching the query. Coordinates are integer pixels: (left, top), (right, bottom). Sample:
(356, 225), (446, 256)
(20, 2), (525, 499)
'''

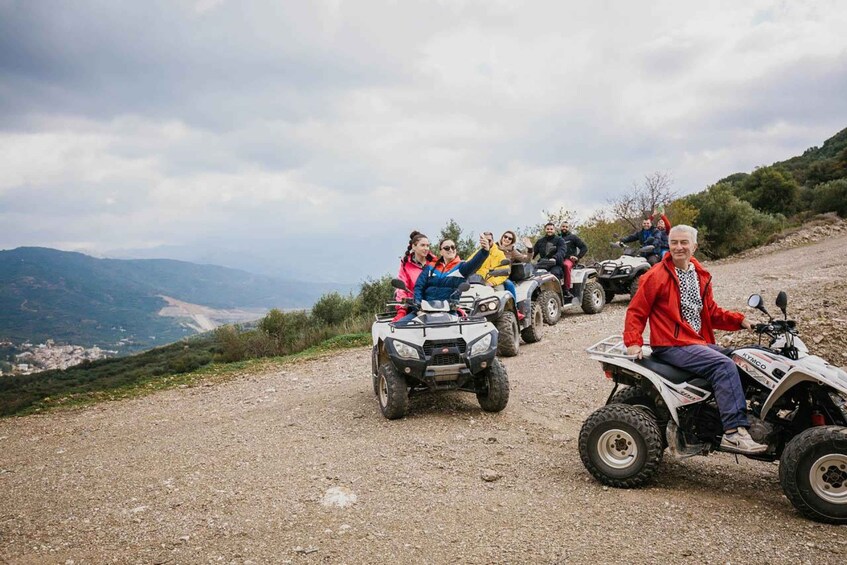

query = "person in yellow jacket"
(475, 231), (510, 286)
(476, 231), (524, 319)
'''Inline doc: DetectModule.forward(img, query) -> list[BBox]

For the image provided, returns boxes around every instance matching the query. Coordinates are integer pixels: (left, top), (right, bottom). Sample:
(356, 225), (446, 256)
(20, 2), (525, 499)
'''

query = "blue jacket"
(653, 229), (669, 253)
(414, 248), (490, 304)
(622, 227), (658, 246)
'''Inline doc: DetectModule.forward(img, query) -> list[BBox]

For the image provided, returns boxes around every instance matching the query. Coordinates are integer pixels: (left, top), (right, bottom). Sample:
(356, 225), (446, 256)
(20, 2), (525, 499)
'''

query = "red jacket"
(623, 255), (744, 348)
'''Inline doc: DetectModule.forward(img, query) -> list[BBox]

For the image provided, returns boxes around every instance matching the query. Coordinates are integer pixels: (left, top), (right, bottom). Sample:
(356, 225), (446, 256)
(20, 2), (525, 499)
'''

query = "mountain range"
(0, 247), (353, 351)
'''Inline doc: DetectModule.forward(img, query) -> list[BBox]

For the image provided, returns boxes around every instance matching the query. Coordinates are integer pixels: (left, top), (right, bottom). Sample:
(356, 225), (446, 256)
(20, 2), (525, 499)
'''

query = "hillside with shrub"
(0, 247), (353, 350)
(573, 126), (847, 262)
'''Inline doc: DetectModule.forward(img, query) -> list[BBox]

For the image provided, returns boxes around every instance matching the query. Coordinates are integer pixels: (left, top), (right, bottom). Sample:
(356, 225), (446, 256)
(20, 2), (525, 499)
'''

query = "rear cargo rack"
(586, 335), (646, 359)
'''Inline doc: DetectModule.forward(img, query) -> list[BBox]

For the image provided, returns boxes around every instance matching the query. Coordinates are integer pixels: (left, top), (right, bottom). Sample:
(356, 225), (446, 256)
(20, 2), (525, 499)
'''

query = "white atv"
(579, 292), (847, 523)
(460, 260), (551, 357)
(370, 280), (509, 420)
(534, 258), (605, 315)
(596, 242), (656, 303)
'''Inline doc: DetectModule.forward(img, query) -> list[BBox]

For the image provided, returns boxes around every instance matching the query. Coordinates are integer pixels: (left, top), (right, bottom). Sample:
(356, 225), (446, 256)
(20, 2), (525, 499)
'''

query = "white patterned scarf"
(676, 264), (703, 333)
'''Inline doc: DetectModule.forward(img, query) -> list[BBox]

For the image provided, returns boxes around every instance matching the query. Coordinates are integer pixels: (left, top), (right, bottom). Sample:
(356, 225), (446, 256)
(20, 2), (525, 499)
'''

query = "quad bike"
(534, 258), (605, 315)
(596, 242), (656, 303)
(579, 291), (847, 524)
(459, 260), (544, 357)
(370, 280), (509, 420)
(510, 262), (564, 343)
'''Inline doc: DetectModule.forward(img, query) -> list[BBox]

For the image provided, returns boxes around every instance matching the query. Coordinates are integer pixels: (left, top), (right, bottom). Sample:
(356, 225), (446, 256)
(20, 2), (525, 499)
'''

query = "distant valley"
(0, 247), (353, 353)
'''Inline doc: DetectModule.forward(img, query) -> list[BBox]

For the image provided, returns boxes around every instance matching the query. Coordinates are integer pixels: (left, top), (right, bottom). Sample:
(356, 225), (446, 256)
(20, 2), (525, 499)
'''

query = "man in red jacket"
(624, 224), (767, 455)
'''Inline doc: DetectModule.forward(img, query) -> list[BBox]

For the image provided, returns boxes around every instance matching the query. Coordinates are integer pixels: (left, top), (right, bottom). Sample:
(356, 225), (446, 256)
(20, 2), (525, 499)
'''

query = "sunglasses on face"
(441, 245), (456, 251)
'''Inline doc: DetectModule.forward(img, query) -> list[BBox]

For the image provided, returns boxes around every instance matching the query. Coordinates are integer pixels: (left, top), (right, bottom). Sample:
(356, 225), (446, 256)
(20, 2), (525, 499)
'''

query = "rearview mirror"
(776, 291), (788, 317)
(458, 282), (471, 293)
(499, 258), (511, 266)
(391, 279), (408, 291)
(747, 294), (771, 318)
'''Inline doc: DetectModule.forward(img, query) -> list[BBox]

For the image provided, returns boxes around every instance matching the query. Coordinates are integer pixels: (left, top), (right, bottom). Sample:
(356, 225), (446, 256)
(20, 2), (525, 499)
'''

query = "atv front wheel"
(579, 404), (663, 488)
(581, 280), (605, 314)
(539, 289), (562, 325)
(520, 300), (545, 343)
(377, 363), (409, 420)
(495, 311), (520, 357)
(476, 358), (510, 412)
(629, 275), (641, 299)
(779, 426), (847, 524)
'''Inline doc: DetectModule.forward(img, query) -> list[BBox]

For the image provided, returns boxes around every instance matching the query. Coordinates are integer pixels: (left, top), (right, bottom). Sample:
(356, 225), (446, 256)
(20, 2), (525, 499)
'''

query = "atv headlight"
(620, 266), (631, 274)
(470, 333), (494, 356)
(391, 340), (421, 360)
(475, 297), (500, 314)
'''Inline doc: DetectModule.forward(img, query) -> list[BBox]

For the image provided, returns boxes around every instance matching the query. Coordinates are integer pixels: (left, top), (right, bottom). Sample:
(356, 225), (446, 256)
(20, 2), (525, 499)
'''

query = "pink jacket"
(393, 254), (433, 320)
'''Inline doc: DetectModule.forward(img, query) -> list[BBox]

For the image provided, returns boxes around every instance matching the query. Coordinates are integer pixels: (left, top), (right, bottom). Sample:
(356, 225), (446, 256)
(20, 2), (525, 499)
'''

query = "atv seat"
(510, 263), (534, 281)
(636, 356), (710, 390)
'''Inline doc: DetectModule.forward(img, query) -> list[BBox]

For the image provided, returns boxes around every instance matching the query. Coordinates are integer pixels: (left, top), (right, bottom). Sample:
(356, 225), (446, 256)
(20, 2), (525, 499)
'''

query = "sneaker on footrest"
(719, 428), (767, 455)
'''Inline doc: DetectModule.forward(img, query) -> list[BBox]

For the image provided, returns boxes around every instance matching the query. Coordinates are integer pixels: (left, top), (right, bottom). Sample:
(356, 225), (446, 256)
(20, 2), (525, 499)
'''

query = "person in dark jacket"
(528, 223), (566, 279)
(620, 218), (659, 264)
(559, 221), (588, 296)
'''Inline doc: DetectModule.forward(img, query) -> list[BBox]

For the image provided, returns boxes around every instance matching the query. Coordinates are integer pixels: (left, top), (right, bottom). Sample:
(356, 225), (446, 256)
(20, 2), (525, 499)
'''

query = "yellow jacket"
(475, 243), (509, 287)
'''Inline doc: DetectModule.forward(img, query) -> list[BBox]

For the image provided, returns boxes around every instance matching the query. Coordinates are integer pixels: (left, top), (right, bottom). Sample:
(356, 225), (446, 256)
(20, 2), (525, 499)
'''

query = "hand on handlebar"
(740, 317), (753, 330)
(626, 344), (643, 359)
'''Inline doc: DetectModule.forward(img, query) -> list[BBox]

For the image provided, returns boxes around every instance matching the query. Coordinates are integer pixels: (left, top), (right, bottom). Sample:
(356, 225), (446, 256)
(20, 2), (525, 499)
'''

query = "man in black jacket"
(559, 221), (588, 296)
(530, 223), (566, 279)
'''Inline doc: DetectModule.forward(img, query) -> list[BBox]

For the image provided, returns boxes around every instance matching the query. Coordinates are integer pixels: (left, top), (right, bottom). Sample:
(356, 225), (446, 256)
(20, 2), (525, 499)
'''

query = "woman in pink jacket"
(393, 231), (434, 320)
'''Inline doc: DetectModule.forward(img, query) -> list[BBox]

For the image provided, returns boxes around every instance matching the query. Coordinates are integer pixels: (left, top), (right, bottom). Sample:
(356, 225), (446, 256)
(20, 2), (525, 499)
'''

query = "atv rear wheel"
(520, 300), (545, 343)
(476, 358), (510, 412)
(579, 404), (663, 488)
(581, 280), (605, 314)
(609, 385), (668, 448)
(377, 363), (409, 420)
(779, 426), (847, 524)
(539, 289), (562, 325)
(494, 311), (520, 357)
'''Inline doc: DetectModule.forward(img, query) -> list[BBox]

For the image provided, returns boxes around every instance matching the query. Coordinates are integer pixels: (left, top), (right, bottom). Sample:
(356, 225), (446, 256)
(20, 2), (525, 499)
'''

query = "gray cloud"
(1, 0), (846, 283)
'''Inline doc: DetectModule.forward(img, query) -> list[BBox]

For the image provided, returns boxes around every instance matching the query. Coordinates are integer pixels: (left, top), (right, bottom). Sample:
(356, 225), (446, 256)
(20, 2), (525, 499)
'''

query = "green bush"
(736, 166), (800, 216)
(311, 292), (356, 326)
(810, 179), (847, 217)
(686, 183), (784, 257)
(356, 275), (395, 316)
(214, 325), (246, 363)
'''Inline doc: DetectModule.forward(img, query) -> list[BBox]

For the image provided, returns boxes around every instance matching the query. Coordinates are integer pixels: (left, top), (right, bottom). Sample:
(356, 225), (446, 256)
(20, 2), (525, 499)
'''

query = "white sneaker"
(720, 428), (768, 455)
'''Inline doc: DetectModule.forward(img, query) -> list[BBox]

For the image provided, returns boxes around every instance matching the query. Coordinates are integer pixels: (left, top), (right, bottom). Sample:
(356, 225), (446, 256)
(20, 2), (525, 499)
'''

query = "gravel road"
(2, 232), (847, 564)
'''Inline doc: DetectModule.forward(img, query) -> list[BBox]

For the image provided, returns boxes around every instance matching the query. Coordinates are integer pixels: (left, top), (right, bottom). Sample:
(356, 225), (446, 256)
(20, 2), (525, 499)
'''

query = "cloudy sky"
(1, 0), (846, 284)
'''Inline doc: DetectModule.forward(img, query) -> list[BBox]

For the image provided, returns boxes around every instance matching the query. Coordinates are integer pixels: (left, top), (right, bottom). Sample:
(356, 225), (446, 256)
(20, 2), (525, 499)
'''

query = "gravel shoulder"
(2, 233), (847, 564)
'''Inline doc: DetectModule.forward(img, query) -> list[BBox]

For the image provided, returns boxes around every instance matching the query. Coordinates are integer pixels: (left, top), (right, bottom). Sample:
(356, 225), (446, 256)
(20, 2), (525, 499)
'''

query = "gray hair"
(669, 224), (698, 244)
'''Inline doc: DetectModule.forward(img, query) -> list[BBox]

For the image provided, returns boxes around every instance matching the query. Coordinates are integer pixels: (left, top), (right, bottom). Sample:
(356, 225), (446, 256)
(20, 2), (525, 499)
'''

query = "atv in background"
(511, 262), (564, 343)
(535, 258), (606, 315)
(370, 280), (509, 420)
(596, 242), (656, 303)
(460, 260), (545, 357)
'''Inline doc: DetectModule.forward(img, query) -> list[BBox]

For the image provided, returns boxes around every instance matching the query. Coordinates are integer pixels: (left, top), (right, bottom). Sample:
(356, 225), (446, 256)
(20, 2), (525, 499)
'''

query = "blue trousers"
(503, 280), (517, 302)
(651, 344), (749, 431)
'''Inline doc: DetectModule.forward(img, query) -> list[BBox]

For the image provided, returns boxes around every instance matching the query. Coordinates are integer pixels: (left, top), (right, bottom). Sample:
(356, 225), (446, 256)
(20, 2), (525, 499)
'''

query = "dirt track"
(2, 233), (847, 564)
